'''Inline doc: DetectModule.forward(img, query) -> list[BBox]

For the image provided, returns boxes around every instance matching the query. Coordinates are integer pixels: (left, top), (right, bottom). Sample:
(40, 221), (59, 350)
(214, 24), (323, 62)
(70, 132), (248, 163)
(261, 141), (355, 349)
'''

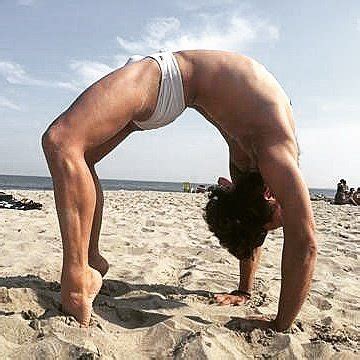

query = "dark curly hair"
(204, 172), (273, 259)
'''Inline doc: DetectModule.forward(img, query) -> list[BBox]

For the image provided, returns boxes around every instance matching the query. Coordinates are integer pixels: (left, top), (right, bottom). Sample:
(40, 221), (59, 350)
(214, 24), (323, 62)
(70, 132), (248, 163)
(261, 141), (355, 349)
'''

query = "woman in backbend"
(42, 50), (317, 329)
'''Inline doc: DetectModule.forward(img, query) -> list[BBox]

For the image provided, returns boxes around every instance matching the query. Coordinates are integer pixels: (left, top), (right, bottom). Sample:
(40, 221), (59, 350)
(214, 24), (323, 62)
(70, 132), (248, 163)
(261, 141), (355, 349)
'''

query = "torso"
(174, 50), (297, 171)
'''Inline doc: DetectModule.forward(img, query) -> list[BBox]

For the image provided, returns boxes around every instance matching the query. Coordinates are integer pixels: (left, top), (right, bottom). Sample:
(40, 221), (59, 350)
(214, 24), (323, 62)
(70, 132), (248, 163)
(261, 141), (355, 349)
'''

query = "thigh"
(85, 122), (141, 164)
(51, 59), (160, 152)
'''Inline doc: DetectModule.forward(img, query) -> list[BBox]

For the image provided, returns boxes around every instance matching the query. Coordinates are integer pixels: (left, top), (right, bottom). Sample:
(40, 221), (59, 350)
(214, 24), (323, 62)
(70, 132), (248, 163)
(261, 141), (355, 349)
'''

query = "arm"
(257, 141), (317, 331)
(215, 221), (262, 305)
(215, 242), (262, 305)
(238, 246), (261, 293)
(215, 148), (262, 305)
(228, 147), (263, 295)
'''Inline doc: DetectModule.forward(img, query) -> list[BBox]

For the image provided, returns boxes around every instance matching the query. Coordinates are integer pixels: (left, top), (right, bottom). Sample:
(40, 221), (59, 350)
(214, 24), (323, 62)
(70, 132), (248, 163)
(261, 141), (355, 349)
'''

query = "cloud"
(1, 10), (279, 95)
(0, 60), (79, 92)
(0, 96), (21, 111)
(53, 81), (79, 92)
(357, 18), (360, 32)
(116, 14), (279, 57)
(0, 58), (116, 94)
(55, 11), (279, 91)
(0, 61), (43, 86)
(68, 60), (115, 89)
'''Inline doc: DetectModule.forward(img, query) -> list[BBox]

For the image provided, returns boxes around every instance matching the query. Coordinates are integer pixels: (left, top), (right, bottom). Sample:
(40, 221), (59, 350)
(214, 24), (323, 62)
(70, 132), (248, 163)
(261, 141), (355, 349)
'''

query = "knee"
(42, 126), (58, 158)
(42, 122), (81, 171)
(41, 128), (56, 157)
(42, 131), (80, 177)
(42, 116), (73, 159)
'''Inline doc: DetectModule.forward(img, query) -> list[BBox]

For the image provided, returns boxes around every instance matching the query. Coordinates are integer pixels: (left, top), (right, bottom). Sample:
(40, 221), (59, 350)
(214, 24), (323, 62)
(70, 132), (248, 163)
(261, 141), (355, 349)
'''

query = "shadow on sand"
(0, 275), (213, 329)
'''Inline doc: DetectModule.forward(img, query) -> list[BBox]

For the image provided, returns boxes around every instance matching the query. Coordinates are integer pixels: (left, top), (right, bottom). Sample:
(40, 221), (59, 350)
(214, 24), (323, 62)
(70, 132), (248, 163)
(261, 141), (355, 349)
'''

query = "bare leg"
(86, 123), (140, 277)
(87, 167), (109, 277)
(43, 144), (103, 326)
(42, 59), (160, 325)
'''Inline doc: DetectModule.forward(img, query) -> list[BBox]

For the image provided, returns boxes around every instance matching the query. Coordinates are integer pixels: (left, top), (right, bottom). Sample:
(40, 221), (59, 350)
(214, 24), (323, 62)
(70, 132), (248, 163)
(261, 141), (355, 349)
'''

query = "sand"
(0, 190), (359, 359)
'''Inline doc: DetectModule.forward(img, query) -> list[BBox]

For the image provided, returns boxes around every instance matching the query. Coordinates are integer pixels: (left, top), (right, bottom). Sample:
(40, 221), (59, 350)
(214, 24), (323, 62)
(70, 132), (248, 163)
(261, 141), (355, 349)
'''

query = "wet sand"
(0, 190), (359, 359)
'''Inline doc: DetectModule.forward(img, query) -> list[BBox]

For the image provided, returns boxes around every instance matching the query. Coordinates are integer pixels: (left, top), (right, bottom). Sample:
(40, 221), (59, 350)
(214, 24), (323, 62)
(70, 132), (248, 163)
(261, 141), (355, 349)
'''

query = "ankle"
(63, 257), (89, 271)
(61, 264), (91, 285)
(88, 251), (101, 259)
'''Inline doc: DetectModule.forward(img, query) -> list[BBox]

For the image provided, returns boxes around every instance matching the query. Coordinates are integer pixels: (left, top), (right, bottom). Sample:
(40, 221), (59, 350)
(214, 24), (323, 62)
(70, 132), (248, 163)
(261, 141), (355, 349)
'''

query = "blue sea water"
(0, 174), (188, 192)
(0, 174), (336, 197)
(310, 188), (336, 198)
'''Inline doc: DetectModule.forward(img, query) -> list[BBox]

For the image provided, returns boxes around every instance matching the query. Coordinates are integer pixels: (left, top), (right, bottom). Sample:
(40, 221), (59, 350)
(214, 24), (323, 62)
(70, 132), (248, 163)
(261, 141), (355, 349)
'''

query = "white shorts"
(125, 51), (186, 130)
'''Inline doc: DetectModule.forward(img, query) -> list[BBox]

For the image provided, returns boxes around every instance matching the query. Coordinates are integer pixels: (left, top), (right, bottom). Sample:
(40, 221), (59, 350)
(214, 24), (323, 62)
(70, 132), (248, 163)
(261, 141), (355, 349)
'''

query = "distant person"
(334, 181), (347, 205)
(340, 179), (348, 192)
(347, 188), (357, 206)
(42, 50), (317, 330)
(354, 188), (360, 205)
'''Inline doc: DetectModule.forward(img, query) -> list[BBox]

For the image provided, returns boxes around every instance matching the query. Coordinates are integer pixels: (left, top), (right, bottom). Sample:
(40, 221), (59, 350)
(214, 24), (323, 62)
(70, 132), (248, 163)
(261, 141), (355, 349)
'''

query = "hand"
(214, 290), (250, 306)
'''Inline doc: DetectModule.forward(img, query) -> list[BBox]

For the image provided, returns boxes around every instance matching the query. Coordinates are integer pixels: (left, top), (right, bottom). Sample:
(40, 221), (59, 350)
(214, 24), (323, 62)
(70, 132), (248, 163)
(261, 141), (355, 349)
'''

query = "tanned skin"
(42, 50), (317, 329)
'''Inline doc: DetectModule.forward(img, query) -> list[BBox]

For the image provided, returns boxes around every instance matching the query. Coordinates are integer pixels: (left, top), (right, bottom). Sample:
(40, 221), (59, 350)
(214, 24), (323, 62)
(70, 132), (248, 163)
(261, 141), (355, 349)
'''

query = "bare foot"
(61, 266), (102, 327)
(89, 253), (109, 277)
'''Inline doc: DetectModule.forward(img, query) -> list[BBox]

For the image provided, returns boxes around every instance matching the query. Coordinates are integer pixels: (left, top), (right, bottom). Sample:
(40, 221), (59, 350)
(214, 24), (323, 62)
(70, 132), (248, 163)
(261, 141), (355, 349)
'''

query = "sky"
(0, 0), (359, 188)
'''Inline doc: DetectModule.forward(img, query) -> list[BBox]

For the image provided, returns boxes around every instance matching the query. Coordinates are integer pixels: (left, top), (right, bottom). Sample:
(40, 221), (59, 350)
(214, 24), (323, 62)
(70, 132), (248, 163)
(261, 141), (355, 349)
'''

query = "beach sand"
(0, 190), (359, 359)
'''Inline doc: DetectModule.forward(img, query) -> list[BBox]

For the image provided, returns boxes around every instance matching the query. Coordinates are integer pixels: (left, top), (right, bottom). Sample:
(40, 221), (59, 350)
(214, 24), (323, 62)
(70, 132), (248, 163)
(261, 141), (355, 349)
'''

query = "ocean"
(0, 174), (336, 198)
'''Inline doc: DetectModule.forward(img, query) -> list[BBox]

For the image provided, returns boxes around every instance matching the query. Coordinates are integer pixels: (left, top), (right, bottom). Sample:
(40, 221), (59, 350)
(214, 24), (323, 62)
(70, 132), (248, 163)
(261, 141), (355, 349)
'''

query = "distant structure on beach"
(182, 182), (208, 193)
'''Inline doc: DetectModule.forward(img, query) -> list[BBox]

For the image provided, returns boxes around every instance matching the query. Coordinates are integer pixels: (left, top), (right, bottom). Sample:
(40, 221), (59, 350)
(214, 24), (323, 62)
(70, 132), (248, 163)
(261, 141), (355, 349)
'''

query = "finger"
(216, 296), (230, 305)
(214, 294), (226, 302)
(215, 298), (229, 305)
(219, 295), (240, 304)
(221, 298), (233, 305)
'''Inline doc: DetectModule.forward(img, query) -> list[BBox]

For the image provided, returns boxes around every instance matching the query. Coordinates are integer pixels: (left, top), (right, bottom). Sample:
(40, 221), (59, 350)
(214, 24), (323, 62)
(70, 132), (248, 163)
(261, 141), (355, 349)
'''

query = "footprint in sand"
(309, 294), (333, 310)
(115, 307), (171, 329)
(141, 227), (155, 233)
